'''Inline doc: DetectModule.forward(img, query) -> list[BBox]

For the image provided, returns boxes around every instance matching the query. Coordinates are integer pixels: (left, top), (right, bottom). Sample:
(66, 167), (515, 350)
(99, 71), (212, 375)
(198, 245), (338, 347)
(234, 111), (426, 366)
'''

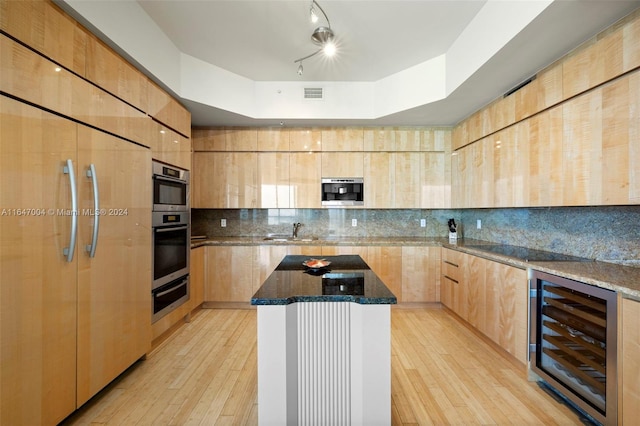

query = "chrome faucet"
(292, 222), (303, 239)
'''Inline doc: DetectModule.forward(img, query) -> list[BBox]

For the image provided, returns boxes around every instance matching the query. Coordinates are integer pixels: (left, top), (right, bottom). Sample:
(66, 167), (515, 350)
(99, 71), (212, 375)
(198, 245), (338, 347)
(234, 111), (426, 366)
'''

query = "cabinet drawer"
(442, 248), (461, 282)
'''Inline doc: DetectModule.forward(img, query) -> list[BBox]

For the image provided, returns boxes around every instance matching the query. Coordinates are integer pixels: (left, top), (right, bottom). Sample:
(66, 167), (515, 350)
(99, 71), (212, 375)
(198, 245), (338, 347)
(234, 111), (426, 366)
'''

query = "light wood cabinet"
(0, 0), (87, 76)
(363, 127), (395, 151)
(401, 246), (441, 303)
(321, 127), (364, 151)
(85, 34), (148, 113)
(290, 152), (321, 208)
(205, 245), (255, 302)
(0, 95), (151, 424)
(394, 153), (422, 208)
(75, 125), (151, 406)
(515, 63), (563, 122)
(192, 127), (227, 151)
(190, 247), (205, 310)
(1, 34), (152, 148)
(364, 153), (394, 208)
(192, 152), (258, 208)
(527, 106), (563, 206)
(150, 120), (191, 170)
(289, 127), (322, 152)
(620, 296), (640, 424)
(441, 248), (528, 365)
(366, 246), (402, 302)
(258, 152), (290, 208)
(257, 128), (290, 151)
(441, 248), (465, 317)
(321, 152), (364, 177)
(146, 80), (191, 138)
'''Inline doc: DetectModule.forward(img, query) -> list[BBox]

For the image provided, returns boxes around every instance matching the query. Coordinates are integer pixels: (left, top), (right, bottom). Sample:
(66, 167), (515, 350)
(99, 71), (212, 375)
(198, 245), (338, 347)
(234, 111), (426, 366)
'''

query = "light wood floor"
(62, 306), (584, 425)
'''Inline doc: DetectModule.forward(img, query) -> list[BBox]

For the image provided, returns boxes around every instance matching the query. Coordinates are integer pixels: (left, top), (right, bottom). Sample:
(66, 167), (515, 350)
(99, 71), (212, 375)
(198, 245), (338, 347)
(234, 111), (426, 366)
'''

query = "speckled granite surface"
(192, 206), (639, 266)
(250, 255), (397, 305)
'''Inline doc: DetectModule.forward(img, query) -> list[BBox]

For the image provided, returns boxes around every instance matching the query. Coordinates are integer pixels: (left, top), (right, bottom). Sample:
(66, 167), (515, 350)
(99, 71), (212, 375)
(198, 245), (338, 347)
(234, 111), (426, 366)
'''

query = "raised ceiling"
(60, 0), (640, 127)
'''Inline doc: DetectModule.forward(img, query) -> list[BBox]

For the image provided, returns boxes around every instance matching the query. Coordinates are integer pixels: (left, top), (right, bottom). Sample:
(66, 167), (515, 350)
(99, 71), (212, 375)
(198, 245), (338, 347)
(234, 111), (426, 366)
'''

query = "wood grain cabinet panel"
(75, 125), (151, 407)
(146, 81), (191, 138)
(290, 152), (321, 208)
(401, 246), (441, 303)
(464, 253), (486, 331)
(321, 127), (364, 151)
(86, 34), (148, 112)
(394, 152), (422, 208)
(621, 297), (640, 424)
(364, 153), (394, 208)
(515, 64), (563, 122)
(255, 246), (289, 293)
(562, 88), (603, 206)
(289, 127), (322, 151)
(493, 124), (530, 208)
(192, 128), (227, 151)
(421, 152), (447, 208)
(257, 128), (290, 151)
(258, 152), (290, 208)
(1, 35), (152, 147)
(394, 127), (423, 151)
(321, 152), (364, 178)
(528, 106), (563, 206)
(366, 246), (402, 302)
(0, 95), (151, 424)
(0, 0), (87, 76)
(363, 127), (395, 151)
(1, 96), (78, 426)
(190, 247), (205, 310)
(150, 120), (191, 170)
(192, 152), (257, 208)
(483, 95), (515, 137)
(205, 246), (255, 302)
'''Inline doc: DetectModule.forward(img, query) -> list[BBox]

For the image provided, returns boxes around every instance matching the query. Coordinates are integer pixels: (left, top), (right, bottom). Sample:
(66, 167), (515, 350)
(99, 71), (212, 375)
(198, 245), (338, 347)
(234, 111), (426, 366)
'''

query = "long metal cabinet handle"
(63, 159), (78, 262)
(85, 164), (99, 257)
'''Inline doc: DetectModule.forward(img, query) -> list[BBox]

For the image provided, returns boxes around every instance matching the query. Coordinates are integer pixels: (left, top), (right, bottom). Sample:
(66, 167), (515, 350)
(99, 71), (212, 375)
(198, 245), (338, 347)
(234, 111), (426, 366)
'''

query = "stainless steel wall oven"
(153, 160), (189, 211)
(529, 270), (617, 425)
(152, 160), (190, 323)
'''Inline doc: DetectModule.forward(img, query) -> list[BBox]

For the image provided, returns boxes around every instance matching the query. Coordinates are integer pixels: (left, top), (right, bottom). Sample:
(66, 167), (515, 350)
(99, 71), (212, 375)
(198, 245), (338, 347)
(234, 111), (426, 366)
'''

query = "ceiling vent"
(304, 87), (324, 100)
(503, 75), (536, 98)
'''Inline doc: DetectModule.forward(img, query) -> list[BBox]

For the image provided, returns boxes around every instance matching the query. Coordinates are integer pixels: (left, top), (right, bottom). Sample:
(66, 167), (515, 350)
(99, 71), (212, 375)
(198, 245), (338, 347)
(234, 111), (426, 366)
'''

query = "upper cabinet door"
(1, 96), (78, 426)
(192, 152), (258, 208)
(75, 125), (151, 406)
(258, 152), (290, 208)
(290, 152), (321, 208)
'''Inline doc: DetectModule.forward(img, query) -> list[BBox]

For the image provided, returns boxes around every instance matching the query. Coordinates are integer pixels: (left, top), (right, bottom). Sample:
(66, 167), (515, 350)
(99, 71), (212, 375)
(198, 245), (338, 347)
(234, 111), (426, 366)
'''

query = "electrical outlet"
(420, 219), (426, 228)
(221, 218), (227, 227)
(477, 219), (482, 229)
(352, 218), (357, 227)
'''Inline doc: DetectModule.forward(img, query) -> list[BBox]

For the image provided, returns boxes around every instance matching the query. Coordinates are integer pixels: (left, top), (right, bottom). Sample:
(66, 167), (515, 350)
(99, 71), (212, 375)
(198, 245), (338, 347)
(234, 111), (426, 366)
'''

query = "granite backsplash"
(192, 206), (640, 267)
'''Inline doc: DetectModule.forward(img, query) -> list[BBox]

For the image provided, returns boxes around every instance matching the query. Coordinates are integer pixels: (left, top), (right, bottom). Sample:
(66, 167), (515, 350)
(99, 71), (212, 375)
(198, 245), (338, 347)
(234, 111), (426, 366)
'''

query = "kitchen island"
(251, 255), (396, 425)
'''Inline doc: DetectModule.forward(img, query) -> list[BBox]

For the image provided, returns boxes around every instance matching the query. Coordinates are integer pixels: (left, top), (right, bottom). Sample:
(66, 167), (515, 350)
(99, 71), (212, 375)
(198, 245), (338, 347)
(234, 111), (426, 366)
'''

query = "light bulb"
(310, 7), (318, 23)
(323, 41), (336, 57)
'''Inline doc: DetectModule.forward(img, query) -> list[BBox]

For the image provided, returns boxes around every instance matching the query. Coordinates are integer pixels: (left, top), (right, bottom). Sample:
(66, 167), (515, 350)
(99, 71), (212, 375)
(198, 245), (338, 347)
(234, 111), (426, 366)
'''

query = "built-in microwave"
(321, 178), (364, 206)
(153, 160), (189, 211)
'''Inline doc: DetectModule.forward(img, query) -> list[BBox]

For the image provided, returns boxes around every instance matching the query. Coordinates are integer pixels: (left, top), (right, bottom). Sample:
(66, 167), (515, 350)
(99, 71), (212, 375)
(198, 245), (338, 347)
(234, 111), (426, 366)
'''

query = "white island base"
(257, 302), (391, 425)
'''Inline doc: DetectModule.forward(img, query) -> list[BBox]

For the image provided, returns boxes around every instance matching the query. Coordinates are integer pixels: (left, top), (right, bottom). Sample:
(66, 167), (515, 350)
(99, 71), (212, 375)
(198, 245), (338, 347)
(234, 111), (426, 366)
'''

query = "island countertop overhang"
(251, 255), (397, 305)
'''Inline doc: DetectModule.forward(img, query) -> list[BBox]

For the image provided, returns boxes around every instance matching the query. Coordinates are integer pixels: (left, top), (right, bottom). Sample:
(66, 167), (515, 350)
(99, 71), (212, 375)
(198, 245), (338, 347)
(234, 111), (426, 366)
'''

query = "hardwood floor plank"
(61, 306), (585, 426)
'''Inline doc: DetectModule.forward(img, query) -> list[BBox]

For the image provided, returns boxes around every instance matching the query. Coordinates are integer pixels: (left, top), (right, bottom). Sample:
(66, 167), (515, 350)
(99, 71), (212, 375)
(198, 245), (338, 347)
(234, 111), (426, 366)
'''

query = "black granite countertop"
(251, 255), (397, 305)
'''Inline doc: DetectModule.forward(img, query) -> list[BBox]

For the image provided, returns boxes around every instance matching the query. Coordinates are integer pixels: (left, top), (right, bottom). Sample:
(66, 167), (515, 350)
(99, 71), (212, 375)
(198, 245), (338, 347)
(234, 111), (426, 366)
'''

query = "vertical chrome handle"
(63, 159), (78, 262)
(85, 164), (99, 257)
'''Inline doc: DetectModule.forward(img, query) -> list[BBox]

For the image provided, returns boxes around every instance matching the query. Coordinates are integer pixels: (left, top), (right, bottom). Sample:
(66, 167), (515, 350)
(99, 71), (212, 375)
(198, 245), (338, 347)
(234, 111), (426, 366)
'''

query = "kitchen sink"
(263, 234), (317, 242)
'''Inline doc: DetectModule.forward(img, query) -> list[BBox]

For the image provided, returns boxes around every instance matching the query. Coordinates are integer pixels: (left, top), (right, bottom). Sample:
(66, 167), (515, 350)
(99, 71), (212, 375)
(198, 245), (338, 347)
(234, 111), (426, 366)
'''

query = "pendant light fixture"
(294, 0), (336, 76)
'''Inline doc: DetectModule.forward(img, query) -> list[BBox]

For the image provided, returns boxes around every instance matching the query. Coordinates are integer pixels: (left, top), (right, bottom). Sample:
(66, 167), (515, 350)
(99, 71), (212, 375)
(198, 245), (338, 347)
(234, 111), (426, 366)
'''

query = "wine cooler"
(529, 270), (617, 425)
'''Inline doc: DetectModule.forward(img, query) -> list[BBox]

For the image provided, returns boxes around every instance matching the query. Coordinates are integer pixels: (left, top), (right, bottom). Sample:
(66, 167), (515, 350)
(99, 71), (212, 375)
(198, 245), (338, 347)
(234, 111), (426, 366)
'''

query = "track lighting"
(294, 0), (336, 76)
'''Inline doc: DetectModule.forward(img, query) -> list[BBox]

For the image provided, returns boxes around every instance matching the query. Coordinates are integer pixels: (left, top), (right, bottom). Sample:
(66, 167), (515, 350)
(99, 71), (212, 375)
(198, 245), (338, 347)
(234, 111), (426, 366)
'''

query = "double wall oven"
(152, 161), (190, 323)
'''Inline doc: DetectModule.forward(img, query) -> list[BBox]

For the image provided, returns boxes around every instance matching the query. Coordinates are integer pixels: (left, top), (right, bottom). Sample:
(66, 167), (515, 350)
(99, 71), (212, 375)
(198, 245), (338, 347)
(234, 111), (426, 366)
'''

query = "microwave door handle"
(154, 225), (189, 233)
(153, 174), (186, 185)
(85, 164), (100, 257)
(63, 159), (78, 262)
(156, 280), (188, 297)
